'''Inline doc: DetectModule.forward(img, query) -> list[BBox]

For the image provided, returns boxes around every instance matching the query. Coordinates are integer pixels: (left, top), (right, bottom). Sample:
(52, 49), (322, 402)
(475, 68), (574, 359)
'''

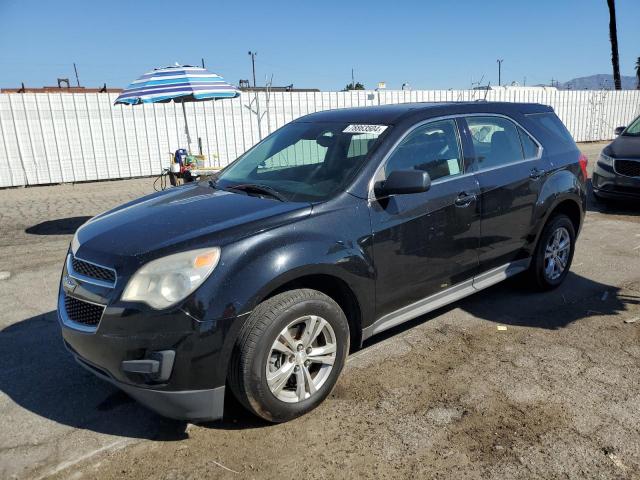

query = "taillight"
(578, 153), (588, 179)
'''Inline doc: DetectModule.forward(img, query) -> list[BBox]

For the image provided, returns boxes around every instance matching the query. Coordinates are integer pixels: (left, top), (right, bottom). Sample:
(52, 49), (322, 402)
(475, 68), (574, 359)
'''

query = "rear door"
(464, 115), (548, 271)
(369, 118), (481, 319)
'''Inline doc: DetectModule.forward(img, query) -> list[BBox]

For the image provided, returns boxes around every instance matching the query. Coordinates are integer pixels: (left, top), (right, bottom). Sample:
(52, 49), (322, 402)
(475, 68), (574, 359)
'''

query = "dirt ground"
(1, 142), (639, 479)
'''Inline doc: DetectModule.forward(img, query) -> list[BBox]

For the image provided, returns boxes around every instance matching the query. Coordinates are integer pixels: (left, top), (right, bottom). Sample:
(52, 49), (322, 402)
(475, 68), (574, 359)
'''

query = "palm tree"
(607, 0), (622, 90)
(343, 82), (365, 91)
(636, 57), (640, 90)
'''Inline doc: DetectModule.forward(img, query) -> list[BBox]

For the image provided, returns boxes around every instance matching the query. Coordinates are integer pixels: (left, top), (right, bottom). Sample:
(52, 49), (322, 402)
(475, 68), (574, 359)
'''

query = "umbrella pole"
(181, 101), (192, 154)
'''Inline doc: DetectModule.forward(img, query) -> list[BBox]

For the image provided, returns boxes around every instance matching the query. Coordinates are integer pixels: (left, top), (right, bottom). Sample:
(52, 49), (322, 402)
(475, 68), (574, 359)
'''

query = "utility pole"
(201, 58), (205, 68)
(496, 59), (503, 87)
(248, 51), (257, 87)
(73, 63), (80, 87)
(351, 68), (355, 87)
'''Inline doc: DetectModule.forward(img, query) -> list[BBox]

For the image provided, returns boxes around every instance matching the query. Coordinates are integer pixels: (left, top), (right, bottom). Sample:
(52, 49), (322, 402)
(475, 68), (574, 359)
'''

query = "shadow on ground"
(1, 273), (637, 437)
(0, 312), (188, 441)
(25, 216), (93, 235)
(0, 311), (271, 438)
(364, 272), (638, 346)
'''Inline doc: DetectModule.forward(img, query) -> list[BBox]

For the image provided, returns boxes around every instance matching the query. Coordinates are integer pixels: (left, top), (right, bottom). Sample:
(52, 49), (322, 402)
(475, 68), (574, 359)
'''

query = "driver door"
(369, 118), (481, 322)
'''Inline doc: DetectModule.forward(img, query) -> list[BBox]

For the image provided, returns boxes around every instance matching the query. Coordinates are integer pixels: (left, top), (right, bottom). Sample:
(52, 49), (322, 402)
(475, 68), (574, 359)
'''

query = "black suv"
(58, 102), (587, 423)
(592, 114), (640, 201)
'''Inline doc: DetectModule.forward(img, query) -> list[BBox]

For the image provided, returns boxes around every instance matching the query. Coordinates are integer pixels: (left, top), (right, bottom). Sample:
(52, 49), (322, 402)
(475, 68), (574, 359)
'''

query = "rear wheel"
(228, 289), (349, 423)
(529, 214), (576, 290)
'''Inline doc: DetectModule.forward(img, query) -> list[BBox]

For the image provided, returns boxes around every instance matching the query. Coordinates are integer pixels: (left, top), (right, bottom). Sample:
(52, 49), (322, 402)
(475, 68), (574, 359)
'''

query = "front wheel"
(528, 214), (576, 290)
(228, 289), (349, 423)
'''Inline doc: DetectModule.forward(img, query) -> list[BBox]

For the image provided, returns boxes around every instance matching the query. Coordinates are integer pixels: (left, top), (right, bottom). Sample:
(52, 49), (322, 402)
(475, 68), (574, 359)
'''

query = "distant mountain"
(558, 74), (638, 90)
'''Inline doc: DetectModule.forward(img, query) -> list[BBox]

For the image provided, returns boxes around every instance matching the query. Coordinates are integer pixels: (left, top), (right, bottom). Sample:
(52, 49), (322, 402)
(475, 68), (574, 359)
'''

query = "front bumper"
(58, 305), (239, 421)
(57, 253), (249, 422)
(592, 162), (640, 200)
(58, 303), (245, 421)
(67, 341), (225, 421)
(58, 298), (247, 421)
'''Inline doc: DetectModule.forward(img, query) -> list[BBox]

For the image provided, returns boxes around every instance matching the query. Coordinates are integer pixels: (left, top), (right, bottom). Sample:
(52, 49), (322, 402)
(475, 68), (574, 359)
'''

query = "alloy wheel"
(544, 226), (571, 281)
(266, 315), (337, 403)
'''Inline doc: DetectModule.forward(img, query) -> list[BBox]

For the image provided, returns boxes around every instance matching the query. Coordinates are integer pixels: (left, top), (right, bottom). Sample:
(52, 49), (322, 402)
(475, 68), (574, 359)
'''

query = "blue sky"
(1, 0), (639, 91)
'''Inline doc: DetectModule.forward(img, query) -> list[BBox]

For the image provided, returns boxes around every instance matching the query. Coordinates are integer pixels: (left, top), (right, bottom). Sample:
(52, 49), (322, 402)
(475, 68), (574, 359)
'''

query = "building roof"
(1, 86), (122, 93)
(240, 86), (320, 93)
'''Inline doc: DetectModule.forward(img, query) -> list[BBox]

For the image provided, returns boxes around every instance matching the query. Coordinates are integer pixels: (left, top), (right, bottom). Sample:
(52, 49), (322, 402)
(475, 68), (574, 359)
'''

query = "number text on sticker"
(343, 124), (388, 135)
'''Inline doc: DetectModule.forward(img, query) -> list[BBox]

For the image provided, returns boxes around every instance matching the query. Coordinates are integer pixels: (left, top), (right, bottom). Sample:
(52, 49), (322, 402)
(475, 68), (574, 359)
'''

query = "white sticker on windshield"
(343, 124), (388, 135)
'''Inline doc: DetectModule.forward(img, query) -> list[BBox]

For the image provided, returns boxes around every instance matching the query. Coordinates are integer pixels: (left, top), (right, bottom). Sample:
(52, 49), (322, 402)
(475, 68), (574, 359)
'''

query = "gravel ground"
(0, 142), (639, 479)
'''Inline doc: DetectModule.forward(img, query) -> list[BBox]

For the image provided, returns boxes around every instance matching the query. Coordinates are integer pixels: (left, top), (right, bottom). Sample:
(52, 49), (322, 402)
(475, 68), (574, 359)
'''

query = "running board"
(362, 258), (531, 340)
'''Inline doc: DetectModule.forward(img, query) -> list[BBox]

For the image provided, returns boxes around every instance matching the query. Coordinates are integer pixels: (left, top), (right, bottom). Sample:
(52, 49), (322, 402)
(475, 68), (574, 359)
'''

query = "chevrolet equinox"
(58, 102), (587, 422)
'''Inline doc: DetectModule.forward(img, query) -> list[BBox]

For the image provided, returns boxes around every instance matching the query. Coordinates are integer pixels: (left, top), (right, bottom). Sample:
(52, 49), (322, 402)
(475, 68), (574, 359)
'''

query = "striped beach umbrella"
(115, 64), (240, 151)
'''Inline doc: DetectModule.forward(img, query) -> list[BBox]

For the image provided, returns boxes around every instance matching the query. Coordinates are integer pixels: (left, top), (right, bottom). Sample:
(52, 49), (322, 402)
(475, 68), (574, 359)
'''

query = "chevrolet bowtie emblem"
(62, 275), (77, 292)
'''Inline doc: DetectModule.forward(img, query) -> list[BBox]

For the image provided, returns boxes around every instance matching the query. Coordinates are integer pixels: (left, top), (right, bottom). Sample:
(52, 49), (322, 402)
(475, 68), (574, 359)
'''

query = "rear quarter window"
(526, 112), (576, 147)
(518, 127), (540, 159)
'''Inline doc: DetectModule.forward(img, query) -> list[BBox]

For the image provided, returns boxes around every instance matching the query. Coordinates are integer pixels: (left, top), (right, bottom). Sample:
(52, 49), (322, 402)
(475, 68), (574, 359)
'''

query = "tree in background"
(344, 82), (365, 91)
(636, 57), (640, 89)
(606, 0), (622, 90)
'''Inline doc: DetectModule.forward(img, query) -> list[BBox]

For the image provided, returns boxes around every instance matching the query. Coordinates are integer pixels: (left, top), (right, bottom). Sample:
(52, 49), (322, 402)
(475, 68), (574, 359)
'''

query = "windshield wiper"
(225, 183), (287, 202)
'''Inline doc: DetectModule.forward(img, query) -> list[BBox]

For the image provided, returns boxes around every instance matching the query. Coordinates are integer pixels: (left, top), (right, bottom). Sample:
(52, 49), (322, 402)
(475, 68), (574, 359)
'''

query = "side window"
(467, 116), (524, 169)
(518, 127), (540, 159)
(384, 119), (463, 182)
(527, 112), (575, 145)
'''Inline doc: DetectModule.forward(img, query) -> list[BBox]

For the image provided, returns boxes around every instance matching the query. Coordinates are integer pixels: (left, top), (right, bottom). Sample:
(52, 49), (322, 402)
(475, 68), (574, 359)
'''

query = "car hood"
(74, 183), (311, 264)
(606, 135), (640, 159)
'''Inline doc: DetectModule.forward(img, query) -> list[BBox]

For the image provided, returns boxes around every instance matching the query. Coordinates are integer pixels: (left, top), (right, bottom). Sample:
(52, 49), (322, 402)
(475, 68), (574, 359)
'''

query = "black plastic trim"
(73, 352), (225, 421)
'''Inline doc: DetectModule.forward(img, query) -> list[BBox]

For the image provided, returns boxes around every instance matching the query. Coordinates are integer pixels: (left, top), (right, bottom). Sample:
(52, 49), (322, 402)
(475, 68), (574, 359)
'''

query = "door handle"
(529, 168), (546, 180)
(454, 192), (476, 207)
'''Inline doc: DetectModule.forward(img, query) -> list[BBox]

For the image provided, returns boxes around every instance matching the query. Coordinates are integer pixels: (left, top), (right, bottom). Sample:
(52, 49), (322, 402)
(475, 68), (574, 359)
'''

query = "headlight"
(122, 248), (221, 309)
(598, 153), (614, 166)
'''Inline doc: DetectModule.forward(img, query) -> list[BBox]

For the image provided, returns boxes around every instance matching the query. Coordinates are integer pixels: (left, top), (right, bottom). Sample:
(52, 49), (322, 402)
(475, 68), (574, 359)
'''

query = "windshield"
(622, 116), (640, 136)
(214, 122), (388, 202)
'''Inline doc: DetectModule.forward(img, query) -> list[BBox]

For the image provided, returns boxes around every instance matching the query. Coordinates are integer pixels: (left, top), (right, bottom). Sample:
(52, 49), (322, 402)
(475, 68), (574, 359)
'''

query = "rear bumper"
(592, 163), (640, 199)
(68, 342), (226, 421)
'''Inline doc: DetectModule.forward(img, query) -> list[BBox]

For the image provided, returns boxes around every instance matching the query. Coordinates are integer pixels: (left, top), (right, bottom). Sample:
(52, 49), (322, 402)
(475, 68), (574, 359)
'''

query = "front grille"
(64, 295), (105, 326)
(71, 256), (116, 284)
(615, 159), (640, 178)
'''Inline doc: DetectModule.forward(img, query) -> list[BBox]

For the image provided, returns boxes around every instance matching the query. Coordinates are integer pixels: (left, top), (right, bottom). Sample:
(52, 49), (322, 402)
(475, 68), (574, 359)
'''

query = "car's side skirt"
(362, 258), (531, 340)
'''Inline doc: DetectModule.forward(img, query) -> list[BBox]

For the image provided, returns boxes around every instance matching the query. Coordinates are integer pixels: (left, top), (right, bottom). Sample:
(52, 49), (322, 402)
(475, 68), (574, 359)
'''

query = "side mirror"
(614, 126), (626, 136)
(374, 169), (431, 197)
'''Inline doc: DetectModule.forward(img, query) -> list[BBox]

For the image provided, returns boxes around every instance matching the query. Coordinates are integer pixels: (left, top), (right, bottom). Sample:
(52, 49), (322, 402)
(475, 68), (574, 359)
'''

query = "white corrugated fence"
(1, 89), (639, 188)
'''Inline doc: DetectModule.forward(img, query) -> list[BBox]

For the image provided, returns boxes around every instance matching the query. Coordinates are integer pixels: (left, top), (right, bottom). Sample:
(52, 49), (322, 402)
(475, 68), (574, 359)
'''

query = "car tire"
(528, 214), (576, 291)
(228, 289), (349, 423)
